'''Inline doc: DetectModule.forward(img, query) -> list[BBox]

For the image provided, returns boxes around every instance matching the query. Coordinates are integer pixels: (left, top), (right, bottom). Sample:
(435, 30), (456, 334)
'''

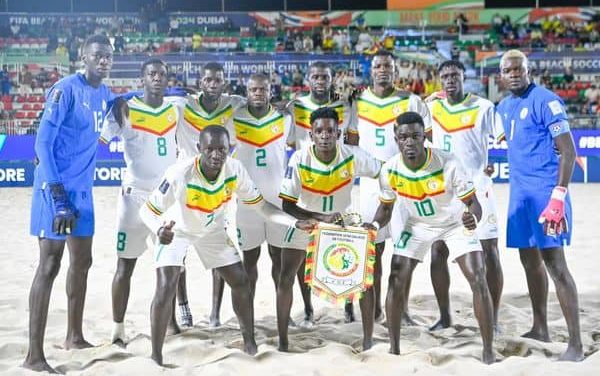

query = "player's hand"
(538, 186), (568, 237)
(157, 220), (176, 244)
(462, 211), (478, 231)
(49, 183), (79, 235)
(484, 164), (495, 177)
(361, 222), (378, 231)
(319, 212), (343, 225)
(295, 219), (319, 232)
(112, 97), (129, 128)
(424, 90), (446, 103)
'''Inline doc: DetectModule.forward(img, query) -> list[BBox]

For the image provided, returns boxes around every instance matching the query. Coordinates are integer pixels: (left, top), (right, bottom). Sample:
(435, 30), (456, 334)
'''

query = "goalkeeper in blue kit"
(24, 35), (117, 373)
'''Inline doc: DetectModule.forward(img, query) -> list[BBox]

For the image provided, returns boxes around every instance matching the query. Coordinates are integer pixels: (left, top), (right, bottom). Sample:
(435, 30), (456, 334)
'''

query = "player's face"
(246, 78), (270, 108)
(142, 63), (168, 96)
(308, 66), (332, 96)
(82, 43), (113, 79)
(394, 122), (426, 161)
(201, 69), (225, 100)
(198, 132), (229, 171)
(500, 57), (530, 93)
(310, 118), (340, 154)
(371, 56), (395, 86)
(439, 65), (464, 98)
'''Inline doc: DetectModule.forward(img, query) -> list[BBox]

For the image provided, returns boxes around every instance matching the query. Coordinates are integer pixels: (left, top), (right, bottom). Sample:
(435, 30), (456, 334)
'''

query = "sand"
(0, 184), (599, 375)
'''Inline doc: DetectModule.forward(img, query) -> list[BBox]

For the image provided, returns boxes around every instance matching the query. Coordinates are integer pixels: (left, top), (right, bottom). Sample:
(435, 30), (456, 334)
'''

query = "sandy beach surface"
(1, 183), (598, 375)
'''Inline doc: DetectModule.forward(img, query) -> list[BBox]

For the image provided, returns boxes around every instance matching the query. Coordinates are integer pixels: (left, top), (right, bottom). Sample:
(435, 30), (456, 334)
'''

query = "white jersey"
(379, 148), (475, 228)
(230, 105), (293, 207)
(348, 87), (431, 162)
(177, 93), (245, 160)
(280, 144), (381, 214)
(426, 93), (503, 189)
(100, 96), (180, 191)
(291, 94), (352, 151)
(140, 156), (263, 237)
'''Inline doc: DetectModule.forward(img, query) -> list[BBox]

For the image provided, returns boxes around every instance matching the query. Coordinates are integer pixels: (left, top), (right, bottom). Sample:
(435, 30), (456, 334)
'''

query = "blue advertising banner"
(480, 51), (600, 75)
(169, 13), (255, 29)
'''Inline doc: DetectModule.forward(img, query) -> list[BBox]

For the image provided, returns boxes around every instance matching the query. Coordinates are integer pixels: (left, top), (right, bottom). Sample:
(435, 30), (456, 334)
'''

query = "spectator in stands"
(168, 17), (179, 37)
(47, 33), (59, 54)
(1, 66), (11, 97)
(20, 66), (33, 90)
(501, 16), (513, 38)
(48, 68), (61, 85)
(383, 33), (395, 51)
(114, 33), (125, 53)
(55, 43), (68, 58)
(291, 68), (304, 87)
(540, 69), (552, 88)
(284, 30), (295, 51)
(492, 13), (503, 34)
(356, 28), (374, 53)
(584, 85), (600, 113)
(312, 27), (323, 51)
(455, 13), (469, 34)
(144, 40), (157, 53)
(562, 66), (575, 85)
(302, 34), (313, 52)
(450, 44), (460, 61)
(294, 34), (304, 52)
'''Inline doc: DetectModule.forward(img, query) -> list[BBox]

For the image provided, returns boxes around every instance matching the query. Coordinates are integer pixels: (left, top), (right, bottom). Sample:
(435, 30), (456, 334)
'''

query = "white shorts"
(236, 203), (288, 250)
(475, 185), (499, 241)
(281, 225), (310, 251)
(115, 186), (155, 259)
(393, 222), (482, 262)
(359, 177), (398, 243)
(154, 231), (241, 269)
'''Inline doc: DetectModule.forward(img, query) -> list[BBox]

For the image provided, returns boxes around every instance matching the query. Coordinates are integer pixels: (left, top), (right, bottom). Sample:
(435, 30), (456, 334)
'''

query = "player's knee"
(519, 253), (542, 271)
(545, 261), (568, 283)
(278, 272), (296, 290)
(39, 256), (62, 280)
(468, 268), (488, 294)
(74, 254), (93, 271)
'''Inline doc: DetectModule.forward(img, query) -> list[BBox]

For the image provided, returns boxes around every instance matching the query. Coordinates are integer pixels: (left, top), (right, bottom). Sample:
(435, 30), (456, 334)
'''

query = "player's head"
(200, 62), (225, 100)
(500, 49), (530, 94)
(309, 107), (340, 154)
(394, 111), (426, 161)
(197, 125), (230, 172)
(307, 62), (333, 98)
(246, 73), (271, 108)
(140, 58), (168, 96)
(438, 60), (465, 99)
(371, 50), (396, 87)
(81, 34), (113, 80)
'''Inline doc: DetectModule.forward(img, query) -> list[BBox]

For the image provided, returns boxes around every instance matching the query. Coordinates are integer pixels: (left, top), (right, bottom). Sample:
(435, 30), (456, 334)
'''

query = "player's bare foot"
(558, 343), (584, 362)
(278, 340), (289, 352)
(244, 341), (258, 356)
(151, 353), (163, 366)
(362, 338), (373, 351)
(64, 338), (94, 350)
(301, 309), (314, 327)
(288, 317), (297, 327)
(388, 346), (400, 355)
(112, 338), (127, 348)
(167, 321), (181, 336)
(22, 358), (58, 374)
(209, 315), (221, 328)
(429, 317), (451, 331)
(521, 328), (550, 342)
(344, 303), (355, 323)
(482, 348), (495, 364)
(401, 312), (417, 326)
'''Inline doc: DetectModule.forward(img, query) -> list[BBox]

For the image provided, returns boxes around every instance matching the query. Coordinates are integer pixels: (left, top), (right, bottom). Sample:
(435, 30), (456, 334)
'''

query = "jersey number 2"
(256, 149), (266, 167)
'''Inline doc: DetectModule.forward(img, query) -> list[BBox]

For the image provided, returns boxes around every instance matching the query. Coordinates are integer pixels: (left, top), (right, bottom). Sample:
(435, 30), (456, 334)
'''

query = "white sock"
(112, 321), (125, 343)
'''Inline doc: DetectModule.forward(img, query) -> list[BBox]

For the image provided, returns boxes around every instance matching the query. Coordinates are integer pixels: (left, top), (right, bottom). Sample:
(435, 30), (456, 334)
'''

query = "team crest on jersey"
(461, 115), (471, 125)
(520, 108), (528, 119)
(393, 105), (402, 116)
(167, 114), (174, 122)
(339, 169), (350, 179)
(51, 89), (62, 103)
(271, 125), (280, 134)
(427, 180), (439, 191)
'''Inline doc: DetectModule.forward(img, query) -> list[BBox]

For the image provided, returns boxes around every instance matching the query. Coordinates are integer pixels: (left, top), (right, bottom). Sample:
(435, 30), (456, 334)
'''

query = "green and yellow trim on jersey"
(294, 96), (345, 130)
(234, 109), (285, 147)
(458, 188), (476, 202)
(129, 98), (177, 136)
(242, 195), (263, 205)
(298, 147), (355, 195)
(430, 95), (481, 133)
(183, 102), (233, 132)
(146, 201), (163, 216)
(356, 90), (410, 126)
(279, 192), (299, 203)
(185, 157), (237, 213)
(386, 149), (446, 200)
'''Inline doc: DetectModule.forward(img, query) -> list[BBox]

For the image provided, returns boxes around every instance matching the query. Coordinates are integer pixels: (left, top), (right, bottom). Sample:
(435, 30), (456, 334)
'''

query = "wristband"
(551, 186), (567, 201)
(372, 221), (381, 230)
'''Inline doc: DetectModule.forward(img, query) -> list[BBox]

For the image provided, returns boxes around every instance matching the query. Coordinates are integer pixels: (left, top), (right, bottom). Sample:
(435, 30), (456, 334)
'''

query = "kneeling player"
(139, 125), (294, 365)
(371, 112), (495, 364)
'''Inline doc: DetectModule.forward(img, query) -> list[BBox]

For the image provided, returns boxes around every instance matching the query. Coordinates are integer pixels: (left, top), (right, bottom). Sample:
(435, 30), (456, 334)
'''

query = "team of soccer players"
(23, 34), (584, 373)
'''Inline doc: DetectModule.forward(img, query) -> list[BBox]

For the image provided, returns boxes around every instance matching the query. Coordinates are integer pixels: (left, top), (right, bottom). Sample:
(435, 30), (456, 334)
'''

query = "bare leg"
(358, 287), (375, 351)
(111, 257), (137, 344)
(242, 246), (261, 301)
(23, 239), (65, 373)
(176, 266), (193, 328)
(166, 294), (181, 335)
(401, 270), (416, 326)
(540, 247), (583, 361)
(519, 247), (550, 342)
(150, 266), (180, 366)
(267, 245), (282, 288)
(456, 251), (495, 364)
(64, 236), (94, 350)
(277, 248), (306, 352)
(296, 258), (313, 324)
(373, 242), (385, 321)
(216, 262), (257, 355)
(209, 268), (225, 328)
(430, 240), (451, 330)
(385, 255), (418, 355)
(481, 238), (503, 328)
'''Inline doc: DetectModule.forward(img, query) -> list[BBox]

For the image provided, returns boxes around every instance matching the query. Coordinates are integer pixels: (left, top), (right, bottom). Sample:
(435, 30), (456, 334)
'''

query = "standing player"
(210, 73), (294, 327)
(101, 58), (182, 345)
(425, 60), (504, 331)
(175, 62), (245, 327)
(24, 35), (115, 373)
(278, 107), (382, 352)
(372, 111), (495, 364)
(287, 61), (354, 324)
(497, 50), (582, 361)
(346, 50), (430, 323)
(139, 126), (295, 365)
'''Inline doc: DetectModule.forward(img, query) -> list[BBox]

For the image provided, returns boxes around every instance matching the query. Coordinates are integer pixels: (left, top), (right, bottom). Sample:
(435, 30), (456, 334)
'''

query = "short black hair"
(248, 72), (269, 83)
(200, 125), (230, 142)
(438, 60), (465, 73)
(310, 106), (339, 125)
(395, 111), (424, 129)
(373, 50), (396, 60)
(83, 34), (112, 50)
(141, 57), (168, 75)
(202, 62), (224, 75)
(308, 61), (332, 72)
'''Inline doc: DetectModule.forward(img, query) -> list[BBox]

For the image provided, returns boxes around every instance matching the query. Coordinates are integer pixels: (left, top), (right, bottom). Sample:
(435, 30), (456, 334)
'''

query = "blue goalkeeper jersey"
(33, 73), (114, 191)
(496, 83), (570, 190)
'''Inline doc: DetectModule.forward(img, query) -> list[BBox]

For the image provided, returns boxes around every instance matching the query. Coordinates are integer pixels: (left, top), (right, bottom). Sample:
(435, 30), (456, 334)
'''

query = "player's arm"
(367, 168), (396, 230)
(344, 100), (359, 145)
(353, 145), (383, 178)
(139, 173), (177, 244)
(451, 157), (482, 226)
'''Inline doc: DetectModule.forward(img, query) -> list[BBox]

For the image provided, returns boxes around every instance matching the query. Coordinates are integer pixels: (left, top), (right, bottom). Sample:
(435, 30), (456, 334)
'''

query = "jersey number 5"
(375, 128), (385, 146)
